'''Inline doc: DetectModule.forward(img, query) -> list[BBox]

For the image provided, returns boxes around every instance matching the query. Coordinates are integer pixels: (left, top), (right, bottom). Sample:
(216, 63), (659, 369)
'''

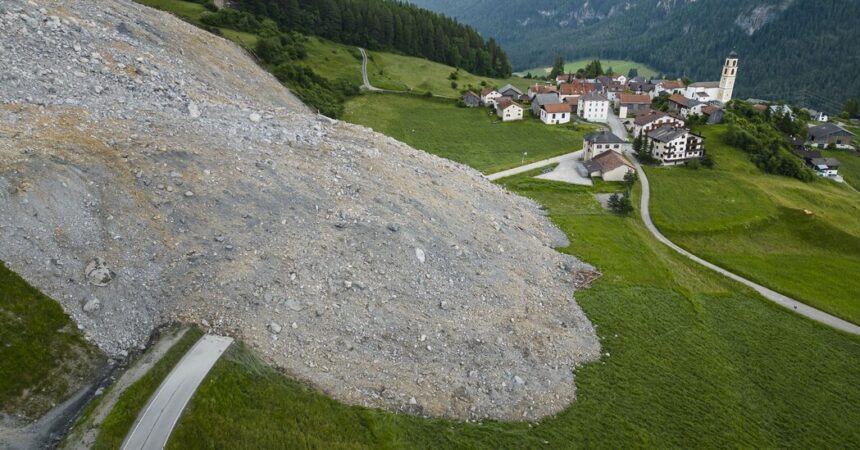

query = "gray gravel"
(0, 0), (601, 421)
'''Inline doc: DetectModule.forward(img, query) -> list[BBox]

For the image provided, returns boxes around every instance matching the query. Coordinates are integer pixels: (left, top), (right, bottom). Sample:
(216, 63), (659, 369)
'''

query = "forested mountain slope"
(409, 0), (859, 111)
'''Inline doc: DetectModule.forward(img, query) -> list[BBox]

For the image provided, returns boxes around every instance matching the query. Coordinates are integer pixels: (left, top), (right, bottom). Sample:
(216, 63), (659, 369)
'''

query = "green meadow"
(344, 94), (596, 174)
(646, 125), (860, 323)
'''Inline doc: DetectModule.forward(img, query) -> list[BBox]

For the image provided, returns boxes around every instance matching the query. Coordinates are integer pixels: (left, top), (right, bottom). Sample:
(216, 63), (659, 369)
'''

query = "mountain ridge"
(409, 0), (859, 111)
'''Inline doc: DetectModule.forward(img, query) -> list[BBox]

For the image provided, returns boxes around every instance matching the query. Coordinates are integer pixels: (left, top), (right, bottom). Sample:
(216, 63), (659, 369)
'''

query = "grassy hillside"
(517, 58), (659, 78)
(167, 168), (860, 448)
(647, 125), (860, 323)
(367, 51), (532, 96)
(344, 94), (596, 173)
(0, 262), (103, 419)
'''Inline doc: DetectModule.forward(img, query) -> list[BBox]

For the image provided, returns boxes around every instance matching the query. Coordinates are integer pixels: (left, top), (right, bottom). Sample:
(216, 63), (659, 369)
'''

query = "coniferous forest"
(232, 0), (512, 78)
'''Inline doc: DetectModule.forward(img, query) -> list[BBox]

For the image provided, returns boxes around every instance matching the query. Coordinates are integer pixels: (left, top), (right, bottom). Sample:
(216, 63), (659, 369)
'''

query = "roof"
(496, 97), (522, 110)
(634, 109), (677, 126)
(529, 84), (558, 94)
(659, 79), (685, 90)
(463, 91), (479, 99)
(542, 103), (572, 114)
(497, 84), (523, 95)
(647, 125), (689, 143)
(701, 105), (721, 116)
(533, 93), (561, 106)
(619, 93), (651, 105)
(809, 123), (854, 138)
(668, 94), (702, 108)
(480, 87), (498, 96)
(591, 150), (634, 173)
(810, 157), (840, 168)
(689, 81), (720, 88)
(564, 97), (579, 105)
(585, 130), (626, 145)
(728, 50), (739, 58)
(580, 92), (608, 102)
(559, 82), (596, 95)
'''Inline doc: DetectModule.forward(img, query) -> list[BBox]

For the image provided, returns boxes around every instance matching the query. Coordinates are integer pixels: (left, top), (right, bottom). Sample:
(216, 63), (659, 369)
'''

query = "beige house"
(583, 130), (628, 160)
(581, 151), (636, 182)
(495, 97), (524, 122)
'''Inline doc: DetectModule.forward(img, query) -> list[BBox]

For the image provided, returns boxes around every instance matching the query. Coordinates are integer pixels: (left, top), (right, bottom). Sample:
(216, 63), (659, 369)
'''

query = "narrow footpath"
(121, 335), (233, 450)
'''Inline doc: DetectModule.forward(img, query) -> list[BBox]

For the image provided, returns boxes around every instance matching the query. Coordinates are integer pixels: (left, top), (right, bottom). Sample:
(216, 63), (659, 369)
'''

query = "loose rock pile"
(0, 0), (600, 420)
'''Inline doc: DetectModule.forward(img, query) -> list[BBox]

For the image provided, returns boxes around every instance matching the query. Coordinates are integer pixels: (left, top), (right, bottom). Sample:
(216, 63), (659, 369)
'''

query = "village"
(462, 53), (856, 184)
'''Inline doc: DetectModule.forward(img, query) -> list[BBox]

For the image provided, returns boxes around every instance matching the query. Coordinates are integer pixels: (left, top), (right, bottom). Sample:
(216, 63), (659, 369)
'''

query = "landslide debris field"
(0, 0), (600, 421)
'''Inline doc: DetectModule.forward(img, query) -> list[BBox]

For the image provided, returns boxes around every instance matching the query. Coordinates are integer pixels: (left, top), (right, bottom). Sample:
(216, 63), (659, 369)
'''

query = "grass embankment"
(647, 125), (860, 323)
(303, 37), (364, 86)
(167, 169), (860, 448)
(344, 94), (596, 174)
(90, 328), (203, 450)
(0, 262), (103, 419)
(517, 58), (659, 78)
(822, 149), (860, 190)
(367, 51), (532, 96)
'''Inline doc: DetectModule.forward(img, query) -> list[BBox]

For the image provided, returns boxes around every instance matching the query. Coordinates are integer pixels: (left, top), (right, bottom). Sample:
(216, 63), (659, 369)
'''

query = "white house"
(684, 81), (720, 103)
(645, 125), (705, 165)
(633, 109), (686, 137)
(495, 98), (524, 122)
(652, 79), (686, 99)
(540, 103), (572, 125)
(480, 87), (501, 106)
(577, 92), (610, 123)
(583, 130), (628, 160)
(668, 94), (705, 118)
(809, 157), (840, 177)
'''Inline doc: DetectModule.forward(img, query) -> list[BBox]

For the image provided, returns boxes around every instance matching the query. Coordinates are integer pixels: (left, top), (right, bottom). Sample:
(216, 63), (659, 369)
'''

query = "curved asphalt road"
(121, 335), (233, 450)
(607, 110), (859, 335)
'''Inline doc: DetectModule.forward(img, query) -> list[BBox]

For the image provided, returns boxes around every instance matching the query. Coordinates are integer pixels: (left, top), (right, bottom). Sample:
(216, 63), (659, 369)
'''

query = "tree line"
(232, 0), (512, 78)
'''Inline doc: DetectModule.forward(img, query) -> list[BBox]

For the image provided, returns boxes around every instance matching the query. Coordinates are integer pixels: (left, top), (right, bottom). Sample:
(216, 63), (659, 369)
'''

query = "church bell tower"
(718, 51), (738, 104)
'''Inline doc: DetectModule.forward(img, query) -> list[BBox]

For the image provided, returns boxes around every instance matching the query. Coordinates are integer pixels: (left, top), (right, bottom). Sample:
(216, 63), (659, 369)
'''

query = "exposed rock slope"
(0, 0), (600, 420)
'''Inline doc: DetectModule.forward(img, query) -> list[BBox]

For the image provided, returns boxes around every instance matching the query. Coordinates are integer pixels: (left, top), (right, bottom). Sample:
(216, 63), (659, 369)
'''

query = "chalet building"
(497, 84), (524, 100)
(809, 157), (841, 177)
(633, 109), (685, 137)
(701, 105), (725, 124)
(653, 79), (685, 98)
(531, 93), (562, 116)
(808, 123), (855, 146)
(645, 125), (705, 165)
(528, 84), (558, 99)
(580, 150), (636, 182)
(495, 98), (524, 122)
(668, 94), (705, 118)
(480, 87), (501, 106)
(559, 81), (596, 102)
(577, 92), (610, 123)
(540, 103), (572, 125)
(583, 130), (628, 160)
(462, 91), (480, 108)
(617, 93), (652, 118)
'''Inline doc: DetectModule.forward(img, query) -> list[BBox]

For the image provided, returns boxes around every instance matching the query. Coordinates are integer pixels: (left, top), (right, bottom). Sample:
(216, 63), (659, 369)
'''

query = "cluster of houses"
(461, 52), (856, 182)
(791, 122), (857, 179)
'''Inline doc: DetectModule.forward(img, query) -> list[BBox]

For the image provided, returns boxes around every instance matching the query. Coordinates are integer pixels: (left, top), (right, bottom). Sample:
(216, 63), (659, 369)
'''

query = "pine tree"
(549, 56), (565, 79)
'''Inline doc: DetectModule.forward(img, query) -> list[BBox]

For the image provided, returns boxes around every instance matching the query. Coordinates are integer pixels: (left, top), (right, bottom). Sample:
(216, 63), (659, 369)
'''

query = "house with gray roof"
(497, 84), (523, 100)
(583, 130), (628, 160)
(531, 93), (561, 116)
(645, 125), (704, 165)
(808, 123), (855, 147)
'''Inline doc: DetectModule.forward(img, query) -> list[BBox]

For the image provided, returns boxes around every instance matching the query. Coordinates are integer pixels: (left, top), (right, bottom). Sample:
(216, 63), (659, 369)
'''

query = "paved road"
(121, 335), (234, 450)
(625, 150), (860, 334)
(486, 150), (586, 181)
(534, 150), (593, 186)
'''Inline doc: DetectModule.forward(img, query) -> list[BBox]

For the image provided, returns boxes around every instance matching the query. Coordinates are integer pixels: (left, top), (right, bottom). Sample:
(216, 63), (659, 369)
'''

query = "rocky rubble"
(0, 0), (600, 421)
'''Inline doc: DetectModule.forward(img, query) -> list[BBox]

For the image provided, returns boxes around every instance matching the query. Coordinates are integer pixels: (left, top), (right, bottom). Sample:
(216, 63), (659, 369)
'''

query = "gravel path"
(121, 335), (233, 450)
(358, 48), (382, 92)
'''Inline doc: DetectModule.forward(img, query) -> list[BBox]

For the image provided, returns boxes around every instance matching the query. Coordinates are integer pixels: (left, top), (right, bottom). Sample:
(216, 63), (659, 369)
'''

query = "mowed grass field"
(167, 169), (860, 448)
(0, 261), (103, 419)
(344, 94), (596, 174)
(518, 58), (660, 78)
(646, 125), (860, 323)
(367, 51), (533, 96)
